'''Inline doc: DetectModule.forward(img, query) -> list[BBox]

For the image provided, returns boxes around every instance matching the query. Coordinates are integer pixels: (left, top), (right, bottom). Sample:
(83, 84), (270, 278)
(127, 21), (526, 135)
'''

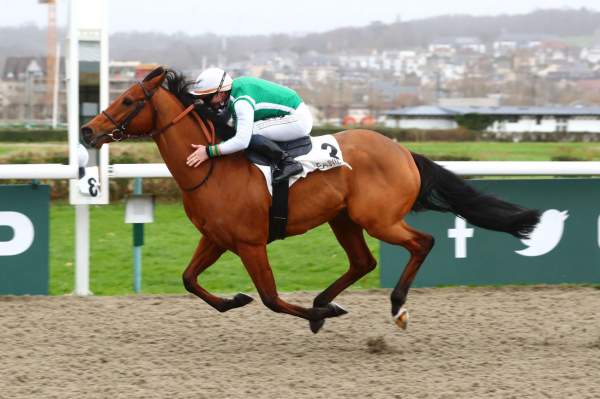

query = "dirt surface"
(1, 286), (599, 399)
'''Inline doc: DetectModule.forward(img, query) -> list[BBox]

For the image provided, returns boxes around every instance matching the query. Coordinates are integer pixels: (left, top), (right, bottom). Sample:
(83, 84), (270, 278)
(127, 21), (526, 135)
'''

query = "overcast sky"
(1, 0), (599, 36)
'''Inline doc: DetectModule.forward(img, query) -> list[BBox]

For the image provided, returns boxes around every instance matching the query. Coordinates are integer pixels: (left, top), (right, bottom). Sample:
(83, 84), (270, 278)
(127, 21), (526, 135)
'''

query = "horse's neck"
(152, 89), (212, 190)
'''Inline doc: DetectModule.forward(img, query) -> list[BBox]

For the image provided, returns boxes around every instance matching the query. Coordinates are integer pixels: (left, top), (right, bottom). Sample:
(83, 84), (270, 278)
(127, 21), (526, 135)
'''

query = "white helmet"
(188, 67), (233, 97)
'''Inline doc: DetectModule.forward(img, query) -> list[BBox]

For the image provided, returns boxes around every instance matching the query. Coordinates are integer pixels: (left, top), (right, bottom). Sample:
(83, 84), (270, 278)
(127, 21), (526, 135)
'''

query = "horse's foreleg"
(237, 243), (347, 328)
(309, 211), (376, 333)
(183, 236), (253, 312)
(368, 221), (434, 329)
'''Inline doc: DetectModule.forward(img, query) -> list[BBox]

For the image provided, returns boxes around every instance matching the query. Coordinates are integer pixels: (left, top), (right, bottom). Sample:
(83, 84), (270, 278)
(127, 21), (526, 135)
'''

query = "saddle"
(245, 136), (312, 166)
(245, 136), (312, 242)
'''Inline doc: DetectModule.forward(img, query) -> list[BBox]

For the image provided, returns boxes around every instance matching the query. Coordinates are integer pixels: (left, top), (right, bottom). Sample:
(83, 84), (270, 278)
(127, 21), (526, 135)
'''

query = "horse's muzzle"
(81, 127), (94, 146)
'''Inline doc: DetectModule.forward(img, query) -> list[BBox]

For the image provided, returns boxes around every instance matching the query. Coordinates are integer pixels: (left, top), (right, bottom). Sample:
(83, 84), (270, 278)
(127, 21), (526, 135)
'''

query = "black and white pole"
(133, 177), (143, 293)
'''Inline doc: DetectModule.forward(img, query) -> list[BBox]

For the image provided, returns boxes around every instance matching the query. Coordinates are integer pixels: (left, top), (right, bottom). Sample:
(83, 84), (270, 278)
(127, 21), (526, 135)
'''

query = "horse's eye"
(123, 98), (133, 106)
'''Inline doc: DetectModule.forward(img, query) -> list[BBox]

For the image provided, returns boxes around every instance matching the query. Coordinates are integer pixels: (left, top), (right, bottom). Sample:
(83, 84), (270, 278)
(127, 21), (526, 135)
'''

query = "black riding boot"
(248, 135), (303, 183)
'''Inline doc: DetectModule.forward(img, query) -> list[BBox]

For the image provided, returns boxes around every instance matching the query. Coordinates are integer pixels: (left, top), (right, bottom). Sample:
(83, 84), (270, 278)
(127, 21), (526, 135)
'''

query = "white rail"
(0, 164), (78, 179)
(109, 163), (171, 178)
(437, 161), (600, 176)
(3, 161), (600, 180)
(109, 161), (600, 178)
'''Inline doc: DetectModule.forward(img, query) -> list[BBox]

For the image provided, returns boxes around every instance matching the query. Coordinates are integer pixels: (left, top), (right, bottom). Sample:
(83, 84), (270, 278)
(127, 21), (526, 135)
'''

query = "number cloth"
(253, 135), (352, 195)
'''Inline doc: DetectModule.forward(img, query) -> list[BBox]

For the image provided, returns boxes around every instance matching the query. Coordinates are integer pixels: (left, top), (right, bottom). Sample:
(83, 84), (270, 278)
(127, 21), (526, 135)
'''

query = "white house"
(428, 41), (455, 55)
(385, 105), (600, 133)
(581, 47), (600, 64)
(385, 106), (460, 129)
(492, 34), (556, 57)
(454, 37), (486, 54)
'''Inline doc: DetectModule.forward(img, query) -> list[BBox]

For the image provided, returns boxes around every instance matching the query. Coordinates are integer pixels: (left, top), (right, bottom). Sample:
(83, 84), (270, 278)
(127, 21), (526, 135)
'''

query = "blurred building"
(109, 61), (161, 100)
(438, 97), (501, 107)
(0, 56), (66, 124)
(385, 105), (600, 133)
(0, 57), (161, 124)
(109, 61), (140, 98)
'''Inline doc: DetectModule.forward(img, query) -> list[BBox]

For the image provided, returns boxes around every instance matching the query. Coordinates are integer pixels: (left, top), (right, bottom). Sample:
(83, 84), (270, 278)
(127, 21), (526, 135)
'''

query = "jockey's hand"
(186, 144), (209, 167)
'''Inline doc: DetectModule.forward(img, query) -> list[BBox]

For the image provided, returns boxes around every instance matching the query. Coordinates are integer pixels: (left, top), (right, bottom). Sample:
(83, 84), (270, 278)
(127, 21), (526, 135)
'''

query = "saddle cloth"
(254, 135), (351, 195)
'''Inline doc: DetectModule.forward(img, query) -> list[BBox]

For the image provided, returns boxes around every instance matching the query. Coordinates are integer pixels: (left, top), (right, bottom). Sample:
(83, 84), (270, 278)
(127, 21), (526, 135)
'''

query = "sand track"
(1, 286), (599, 398)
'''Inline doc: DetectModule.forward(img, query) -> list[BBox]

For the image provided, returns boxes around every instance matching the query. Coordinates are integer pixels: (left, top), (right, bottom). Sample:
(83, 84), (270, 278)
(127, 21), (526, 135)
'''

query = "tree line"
(1, 8), (599, 73)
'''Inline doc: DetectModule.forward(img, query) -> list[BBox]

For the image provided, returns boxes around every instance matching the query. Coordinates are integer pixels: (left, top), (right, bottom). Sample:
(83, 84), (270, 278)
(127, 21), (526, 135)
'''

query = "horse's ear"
(143, 66), (166, 86)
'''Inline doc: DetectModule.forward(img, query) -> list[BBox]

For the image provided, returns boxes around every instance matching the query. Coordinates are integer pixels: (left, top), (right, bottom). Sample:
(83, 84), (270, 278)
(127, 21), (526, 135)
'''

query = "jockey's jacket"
(216, 77), (303, 155)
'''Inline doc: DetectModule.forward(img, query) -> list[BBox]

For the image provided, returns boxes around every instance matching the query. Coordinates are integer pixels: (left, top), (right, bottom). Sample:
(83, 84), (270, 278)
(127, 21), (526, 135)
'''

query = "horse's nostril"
(81, 127), (93, 145)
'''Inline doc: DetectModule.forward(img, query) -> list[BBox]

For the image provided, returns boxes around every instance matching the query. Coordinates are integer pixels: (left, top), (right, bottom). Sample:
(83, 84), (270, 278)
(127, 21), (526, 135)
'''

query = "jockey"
(186, 67), (313, 183)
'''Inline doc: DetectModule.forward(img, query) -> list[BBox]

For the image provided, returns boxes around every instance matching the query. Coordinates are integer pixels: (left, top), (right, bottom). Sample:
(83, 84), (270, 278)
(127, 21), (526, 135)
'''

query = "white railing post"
(74, 204), (91, 295)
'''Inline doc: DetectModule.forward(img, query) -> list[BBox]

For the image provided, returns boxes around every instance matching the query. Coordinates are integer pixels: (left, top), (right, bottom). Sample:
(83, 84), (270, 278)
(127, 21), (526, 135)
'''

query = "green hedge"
(0, 128), (68, 142)
(453, 114), (496, 131)
(4, 125), (599, 143)
(312, 126), (478, 141)
(1, 126), (479, 143)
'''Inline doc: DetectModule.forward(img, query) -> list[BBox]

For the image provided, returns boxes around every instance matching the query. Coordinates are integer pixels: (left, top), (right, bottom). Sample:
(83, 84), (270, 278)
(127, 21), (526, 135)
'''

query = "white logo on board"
(0, 211), (35, 256)
(515, 209), (568, 257)
(448, 217), (474, 258)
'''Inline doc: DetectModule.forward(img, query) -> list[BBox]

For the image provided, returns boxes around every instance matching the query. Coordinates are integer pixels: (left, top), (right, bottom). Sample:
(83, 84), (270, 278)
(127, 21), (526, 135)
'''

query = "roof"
(2, 56), (66, 81)
(2, 56), (45, 80)
(388, 106), (459, 116)
(386, 105), (600, 117)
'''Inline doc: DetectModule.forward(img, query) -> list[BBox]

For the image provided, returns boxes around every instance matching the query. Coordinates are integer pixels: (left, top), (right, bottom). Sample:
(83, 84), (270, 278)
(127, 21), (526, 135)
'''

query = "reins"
(182, 116), (216, 192)
(101, 81), (217, 191)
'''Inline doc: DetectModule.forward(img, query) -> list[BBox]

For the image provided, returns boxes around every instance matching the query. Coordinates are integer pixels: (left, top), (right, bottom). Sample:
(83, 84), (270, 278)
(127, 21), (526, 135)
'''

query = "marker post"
(124, 178), (154, 294)
(133, 178), (143, 293)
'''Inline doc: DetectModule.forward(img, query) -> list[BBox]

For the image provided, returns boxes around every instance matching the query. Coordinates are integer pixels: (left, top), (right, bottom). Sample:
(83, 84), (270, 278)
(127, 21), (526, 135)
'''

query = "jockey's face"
(206, 91), (230, 110)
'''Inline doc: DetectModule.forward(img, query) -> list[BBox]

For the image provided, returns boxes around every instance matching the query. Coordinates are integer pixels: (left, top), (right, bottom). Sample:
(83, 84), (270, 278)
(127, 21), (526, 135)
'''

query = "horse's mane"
(162, 68), (235, 140)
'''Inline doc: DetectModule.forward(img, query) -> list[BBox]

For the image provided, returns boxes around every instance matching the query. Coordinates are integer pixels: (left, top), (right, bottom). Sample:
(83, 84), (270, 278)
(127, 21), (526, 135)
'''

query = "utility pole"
(39, 0), (57, 124)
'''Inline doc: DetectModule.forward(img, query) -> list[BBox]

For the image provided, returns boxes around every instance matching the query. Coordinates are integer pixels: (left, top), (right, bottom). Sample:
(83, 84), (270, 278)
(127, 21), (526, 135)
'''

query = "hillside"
(1, 8), (599, 71)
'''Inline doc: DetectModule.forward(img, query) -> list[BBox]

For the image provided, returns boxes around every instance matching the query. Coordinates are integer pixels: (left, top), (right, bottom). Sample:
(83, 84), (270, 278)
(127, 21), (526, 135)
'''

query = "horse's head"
(81, 66), (167, 148)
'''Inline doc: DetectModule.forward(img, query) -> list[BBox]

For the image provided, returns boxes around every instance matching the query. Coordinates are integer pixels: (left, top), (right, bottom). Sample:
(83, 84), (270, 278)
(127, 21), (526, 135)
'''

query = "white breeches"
(253, 102), (313, 141)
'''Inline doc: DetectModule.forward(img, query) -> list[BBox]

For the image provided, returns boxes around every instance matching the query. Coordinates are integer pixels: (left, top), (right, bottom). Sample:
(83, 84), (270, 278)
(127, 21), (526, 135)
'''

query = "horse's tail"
(410, 152), (540, 239)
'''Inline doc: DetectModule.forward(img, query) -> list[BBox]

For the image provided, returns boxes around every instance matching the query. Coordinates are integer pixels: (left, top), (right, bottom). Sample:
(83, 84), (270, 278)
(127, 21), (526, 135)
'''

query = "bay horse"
(82, 67), (540, 333)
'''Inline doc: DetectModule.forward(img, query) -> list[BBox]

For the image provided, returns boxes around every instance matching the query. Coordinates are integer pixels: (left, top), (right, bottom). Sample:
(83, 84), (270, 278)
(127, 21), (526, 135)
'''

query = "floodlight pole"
(51, 42), (60, 129)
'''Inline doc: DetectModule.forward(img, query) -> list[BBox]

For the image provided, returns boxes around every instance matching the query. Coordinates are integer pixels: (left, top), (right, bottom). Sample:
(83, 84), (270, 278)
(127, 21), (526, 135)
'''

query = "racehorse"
(82, 67), (540, 333)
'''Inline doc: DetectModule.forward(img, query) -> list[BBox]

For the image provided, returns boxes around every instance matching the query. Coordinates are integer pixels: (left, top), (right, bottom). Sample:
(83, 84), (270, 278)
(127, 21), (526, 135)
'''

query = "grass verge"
(50, 201), (380, 295)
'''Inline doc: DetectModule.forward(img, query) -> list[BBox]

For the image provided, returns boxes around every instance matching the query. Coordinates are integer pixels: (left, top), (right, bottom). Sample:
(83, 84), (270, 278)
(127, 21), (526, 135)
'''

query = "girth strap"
(268, 179), (289, 242)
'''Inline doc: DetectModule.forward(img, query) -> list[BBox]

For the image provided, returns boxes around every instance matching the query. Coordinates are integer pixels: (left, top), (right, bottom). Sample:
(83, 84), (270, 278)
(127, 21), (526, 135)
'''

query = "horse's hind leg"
(237, 243), (347, 325)
(310, 210), (377, 333)
(183, 236), (254, 312)
(367, 220), (434, 329)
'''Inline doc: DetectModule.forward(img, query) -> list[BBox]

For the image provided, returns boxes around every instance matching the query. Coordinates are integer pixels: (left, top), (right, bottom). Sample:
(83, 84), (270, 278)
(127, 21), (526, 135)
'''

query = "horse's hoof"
(393, 307), (409, 330)
(327, 302), (348, 318)
(309, 319), (325, 334)
(233, 293), (253, 307)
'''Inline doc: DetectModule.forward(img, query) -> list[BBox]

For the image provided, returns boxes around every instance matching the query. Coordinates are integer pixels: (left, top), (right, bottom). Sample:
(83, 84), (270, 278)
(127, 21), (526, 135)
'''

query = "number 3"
(87, 178), (98, 197)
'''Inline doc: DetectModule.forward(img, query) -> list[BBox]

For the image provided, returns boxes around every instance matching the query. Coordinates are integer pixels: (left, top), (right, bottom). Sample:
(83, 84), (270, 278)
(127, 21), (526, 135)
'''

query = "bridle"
(100, 81), (217, 191)
(101, 82), (159, 142)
